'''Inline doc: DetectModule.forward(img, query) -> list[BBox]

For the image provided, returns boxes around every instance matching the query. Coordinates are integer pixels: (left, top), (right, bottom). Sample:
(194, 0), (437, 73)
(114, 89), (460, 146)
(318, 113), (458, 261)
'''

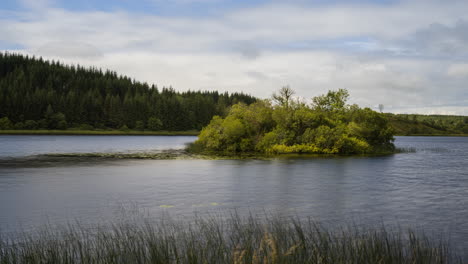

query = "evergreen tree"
(0, 52), (257, 130)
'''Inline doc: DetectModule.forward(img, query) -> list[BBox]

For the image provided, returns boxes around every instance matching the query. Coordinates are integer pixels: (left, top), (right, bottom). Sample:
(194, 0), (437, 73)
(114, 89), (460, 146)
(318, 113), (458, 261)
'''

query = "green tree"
(0, 52), (257, 131)
(0, 117), (13, 130)
(24, 120), (38, 129)
(312, 89), (349, 112)
(135, 120), (145, 130)
(192, 88), (395, 155)
(14, 122), (25, 130)
(147, 117), (163, 131)
(45, 106), (67, 129)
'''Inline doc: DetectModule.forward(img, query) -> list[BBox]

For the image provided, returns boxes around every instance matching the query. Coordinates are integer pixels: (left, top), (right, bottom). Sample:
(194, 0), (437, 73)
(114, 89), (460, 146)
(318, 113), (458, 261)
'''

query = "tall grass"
(0, 213), (462, 264)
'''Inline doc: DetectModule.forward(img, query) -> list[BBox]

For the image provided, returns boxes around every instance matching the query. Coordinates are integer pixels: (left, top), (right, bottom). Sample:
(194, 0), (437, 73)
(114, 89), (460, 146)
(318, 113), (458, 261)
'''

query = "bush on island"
(190, 87), (395, 155)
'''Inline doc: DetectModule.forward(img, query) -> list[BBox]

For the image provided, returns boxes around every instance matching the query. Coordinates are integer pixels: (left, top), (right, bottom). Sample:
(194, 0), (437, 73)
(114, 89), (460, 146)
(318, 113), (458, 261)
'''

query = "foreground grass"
(0, 129), (199, 136)
(0, 214), (461, 264)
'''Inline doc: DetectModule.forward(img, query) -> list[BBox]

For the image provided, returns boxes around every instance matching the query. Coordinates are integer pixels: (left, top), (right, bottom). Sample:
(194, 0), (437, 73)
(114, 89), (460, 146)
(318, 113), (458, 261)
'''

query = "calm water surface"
(0, 135), (467, 254)
(0, 135), (195, 157)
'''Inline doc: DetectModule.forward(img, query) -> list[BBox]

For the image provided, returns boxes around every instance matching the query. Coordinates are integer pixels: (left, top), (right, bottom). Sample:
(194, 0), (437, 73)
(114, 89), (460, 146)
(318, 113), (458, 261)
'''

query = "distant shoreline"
(0, 130), (199, 136)
(1, 130), (468, 137)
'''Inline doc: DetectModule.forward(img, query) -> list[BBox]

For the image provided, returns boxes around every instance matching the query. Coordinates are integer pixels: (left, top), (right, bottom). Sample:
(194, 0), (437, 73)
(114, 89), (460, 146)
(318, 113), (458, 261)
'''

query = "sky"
(1, 0), (468, 114)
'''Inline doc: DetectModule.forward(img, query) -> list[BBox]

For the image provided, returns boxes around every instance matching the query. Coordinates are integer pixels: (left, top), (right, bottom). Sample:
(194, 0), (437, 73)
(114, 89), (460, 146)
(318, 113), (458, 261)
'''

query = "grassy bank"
(0, 214), (461, 264)
(0, 129), (199, 136)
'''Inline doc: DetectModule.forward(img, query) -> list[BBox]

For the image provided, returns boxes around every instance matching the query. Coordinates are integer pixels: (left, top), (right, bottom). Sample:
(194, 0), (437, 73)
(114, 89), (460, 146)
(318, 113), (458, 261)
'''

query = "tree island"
(189, 87), (395, 155)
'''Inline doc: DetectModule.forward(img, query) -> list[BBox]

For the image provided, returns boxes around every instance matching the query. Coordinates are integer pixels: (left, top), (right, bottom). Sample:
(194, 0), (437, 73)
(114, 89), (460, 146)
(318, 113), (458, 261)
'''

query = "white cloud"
(447, 64), (468, 77)
(225, 1), (468, 41)
(34, 41), (103, 59)
(2, 0), (468, 114)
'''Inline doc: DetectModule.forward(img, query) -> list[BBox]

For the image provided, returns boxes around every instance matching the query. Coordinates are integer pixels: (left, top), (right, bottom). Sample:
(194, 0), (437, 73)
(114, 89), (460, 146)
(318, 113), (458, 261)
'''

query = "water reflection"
(0, 136), (467, 255)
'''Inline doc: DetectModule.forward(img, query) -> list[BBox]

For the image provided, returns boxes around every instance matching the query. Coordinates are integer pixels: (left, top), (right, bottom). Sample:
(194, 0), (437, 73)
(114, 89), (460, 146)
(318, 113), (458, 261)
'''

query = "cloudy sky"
(1, 0), (468, 114)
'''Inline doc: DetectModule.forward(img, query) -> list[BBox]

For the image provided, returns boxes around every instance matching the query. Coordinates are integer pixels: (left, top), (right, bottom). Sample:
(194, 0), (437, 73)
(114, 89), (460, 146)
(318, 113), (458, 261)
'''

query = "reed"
(0, 213), (461, 264)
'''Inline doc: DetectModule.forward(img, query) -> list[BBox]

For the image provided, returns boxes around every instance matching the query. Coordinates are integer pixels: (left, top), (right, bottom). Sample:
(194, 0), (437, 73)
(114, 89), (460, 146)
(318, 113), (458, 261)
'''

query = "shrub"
(0, 116), (13, 130)
(14, 121), (25, 130)
(135, 120), (145, 130)
(119, 124), (130, 131)
(192, 88), (395, 155)
(147, 117), (163, 131)
(24, 120), (38, 129)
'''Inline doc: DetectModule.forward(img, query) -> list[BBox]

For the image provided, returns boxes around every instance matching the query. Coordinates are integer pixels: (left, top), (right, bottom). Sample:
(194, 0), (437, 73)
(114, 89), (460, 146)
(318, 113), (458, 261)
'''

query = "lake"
(0, 135), (467, 255)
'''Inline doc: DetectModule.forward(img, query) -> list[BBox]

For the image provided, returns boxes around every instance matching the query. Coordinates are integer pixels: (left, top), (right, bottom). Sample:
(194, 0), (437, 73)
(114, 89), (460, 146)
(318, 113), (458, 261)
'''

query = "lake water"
(0, 135), (467, 255)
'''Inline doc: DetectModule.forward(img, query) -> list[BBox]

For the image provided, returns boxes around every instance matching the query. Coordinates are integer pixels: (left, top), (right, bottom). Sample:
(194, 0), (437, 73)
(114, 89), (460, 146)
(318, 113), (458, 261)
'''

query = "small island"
(189, 87), (395, 155)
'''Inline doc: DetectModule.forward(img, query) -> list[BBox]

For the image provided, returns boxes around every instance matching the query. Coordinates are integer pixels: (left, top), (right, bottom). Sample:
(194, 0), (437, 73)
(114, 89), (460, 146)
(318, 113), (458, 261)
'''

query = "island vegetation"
(190, 87), (395, 155)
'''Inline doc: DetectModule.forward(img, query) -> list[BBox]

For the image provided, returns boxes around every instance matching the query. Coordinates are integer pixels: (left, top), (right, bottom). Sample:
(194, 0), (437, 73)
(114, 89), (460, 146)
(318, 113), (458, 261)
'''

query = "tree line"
(0, 52), (256, 131)
(386, 113), (468, 135)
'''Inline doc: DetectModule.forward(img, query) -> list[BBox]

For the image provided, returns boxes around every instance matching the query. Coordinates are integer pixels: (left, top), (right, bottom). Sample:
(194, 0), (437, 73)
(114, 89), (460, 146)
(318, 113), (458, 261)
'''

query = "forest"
(386, 113), (468, 135)
(190, 87), (396, 155)
(0, 52), (256, 131)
